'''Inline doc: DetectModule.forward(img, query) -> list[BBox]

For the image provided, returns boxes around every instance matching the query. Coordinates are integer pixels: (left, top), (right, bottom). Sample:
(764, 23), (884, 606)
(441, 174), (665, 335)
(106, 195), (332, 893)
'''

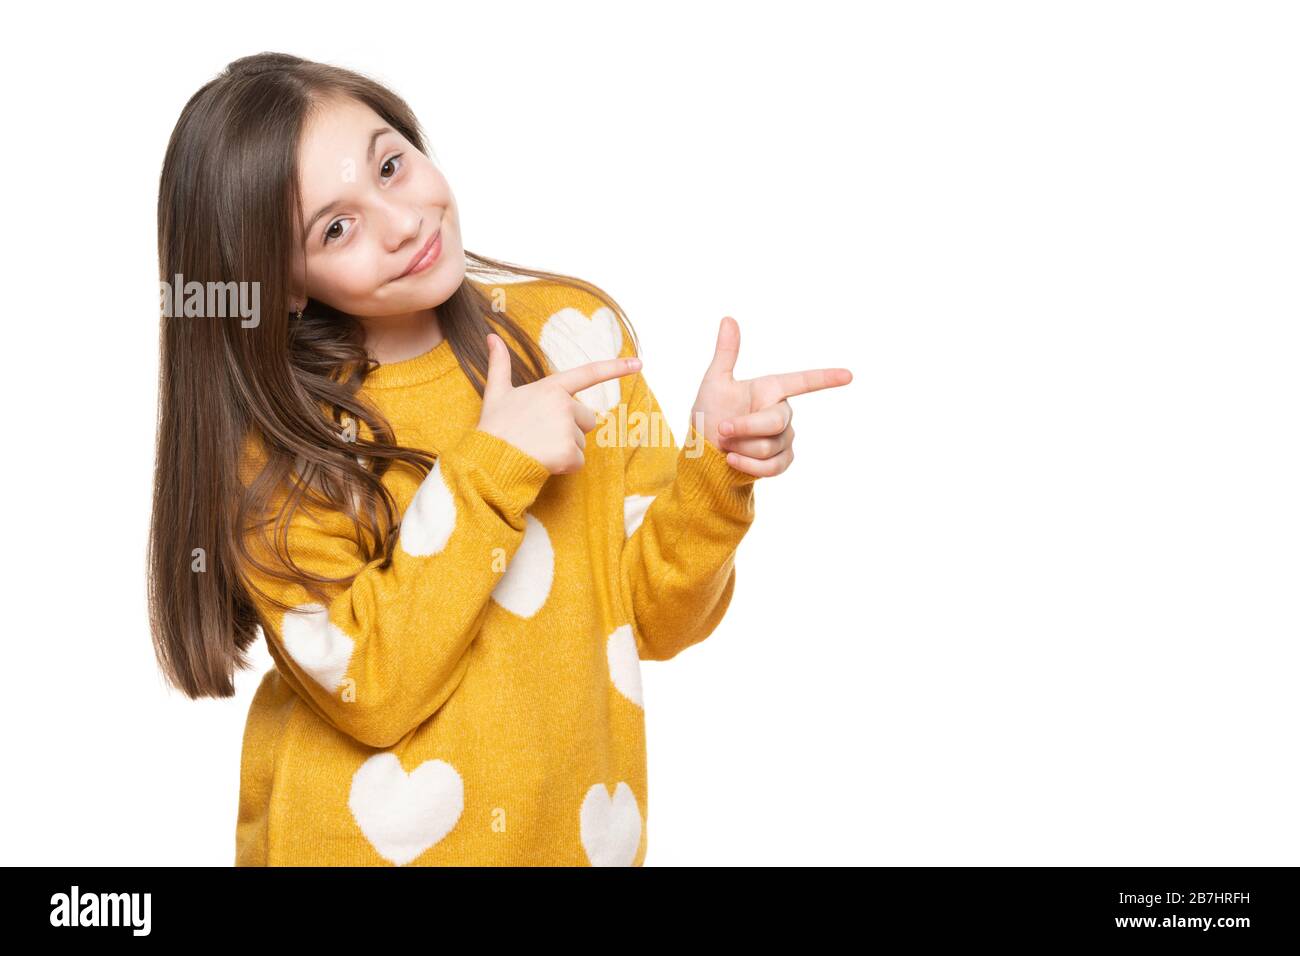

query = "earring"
(292, 307), (304, 320)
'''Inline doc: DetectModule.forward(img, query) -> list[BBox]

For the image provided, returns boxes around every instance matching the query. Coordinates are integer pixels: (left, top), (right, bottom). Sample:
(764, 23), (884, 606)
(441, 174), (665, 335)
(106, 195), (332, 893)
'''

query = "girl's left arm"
(616, 368), (758, 661)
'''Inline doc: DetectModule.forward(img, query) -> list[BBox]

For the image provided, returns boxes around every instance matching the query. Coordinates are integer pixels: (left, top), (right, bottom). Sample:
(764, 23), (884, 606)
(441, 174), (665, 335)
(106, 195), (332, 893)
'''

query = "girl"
(147, 52), (852, 866)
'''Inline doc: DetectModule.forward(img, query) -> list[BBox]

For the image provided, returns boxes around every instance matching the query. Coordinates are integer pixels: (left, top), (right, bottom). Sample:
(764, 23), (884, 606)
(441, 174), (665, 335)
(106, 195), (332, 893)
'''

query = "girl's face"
(290, 95), (464, 317)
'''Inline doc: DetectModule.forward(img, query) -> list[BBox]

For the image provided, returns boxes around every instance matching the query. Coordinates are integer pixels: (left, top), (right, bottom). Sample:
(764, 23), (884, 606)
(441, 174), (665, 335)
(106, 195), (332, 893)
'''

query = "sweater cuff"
(675, 420), (757, 521)
(442, 428), (552, 521)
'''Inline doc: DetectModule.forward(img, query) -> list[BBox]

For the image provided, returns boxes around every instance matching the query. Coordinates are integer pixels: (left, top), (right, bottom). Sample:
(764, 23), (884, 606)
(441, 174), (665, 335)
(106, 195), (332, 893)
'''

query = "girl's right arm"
(240, 342), (633, 750)
(241, 427), (550, 750)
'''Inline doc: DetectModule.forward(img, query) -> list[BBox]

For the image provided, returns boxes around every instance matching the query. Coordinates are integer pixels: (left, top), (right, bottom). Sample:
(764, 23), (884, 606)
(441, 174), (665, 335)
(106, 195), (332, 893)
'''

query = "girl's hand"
(478, 333), (642, 475)
(689, 316), (853, 478)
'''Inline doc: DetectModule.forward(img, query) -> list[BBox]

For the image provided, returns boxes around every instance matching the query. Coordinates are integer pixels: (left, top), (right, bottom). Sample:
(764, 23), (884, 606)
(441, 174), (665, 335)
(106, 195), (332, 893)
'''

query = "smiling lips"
(398, 227), (443, 279)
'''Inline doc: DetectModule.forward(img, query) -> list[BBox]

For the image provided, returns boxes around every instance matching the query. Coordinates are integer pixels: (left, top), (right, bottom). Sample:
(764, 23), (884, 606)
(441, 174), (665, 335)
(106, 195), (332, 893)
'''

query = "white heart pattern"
(623, 494), (655, 538)
(399, 457), (456, 557)
(280, 603), (354, 694)
(539, 305), (625, 414)
(605, 624), (643, 708)
(491, 512), (554, 618)
(348, 753), (465, 866)
(579, 781), (643, 866)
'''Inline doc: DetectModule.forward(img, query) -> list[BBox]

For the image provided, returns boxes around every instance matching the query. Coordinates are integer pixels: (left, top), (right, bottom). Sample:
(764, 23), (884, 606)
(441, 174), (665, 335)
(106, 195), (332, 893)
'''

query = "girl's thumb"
(484, 333), (512, 397)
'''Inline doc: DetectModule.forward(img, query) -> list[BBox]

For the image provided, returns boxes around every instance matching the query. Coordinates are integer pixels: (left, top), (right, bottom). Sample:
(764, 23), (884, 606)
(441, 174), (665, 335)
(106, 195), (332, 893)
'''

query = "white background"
(1, 0), (1296, 865)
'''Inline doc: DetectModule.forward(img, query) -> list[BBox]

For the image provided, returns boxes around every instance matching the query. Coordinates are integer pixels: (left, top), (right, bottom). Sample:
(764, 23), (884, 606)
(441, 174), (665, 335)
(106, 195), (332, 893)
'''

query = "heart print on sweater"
(280, 603), (353, 694)
(491, 512), (554, 618)
(579, 781), (643, 866)
(623, 494), (655, 537)
(539, 305), (625, 415)
(605, 624), (643, 708)
(348, 753), (465, 866)
(399, 457), (456, 557)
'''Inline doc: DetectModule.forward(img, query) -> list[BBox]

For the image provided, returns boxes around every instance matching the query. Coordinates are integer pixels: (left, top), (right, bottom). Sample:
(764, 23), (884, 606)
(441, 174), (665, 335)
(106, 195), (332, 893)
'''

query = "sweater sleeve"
(240, 428), (551, 749)
(616, 369), (758, 661)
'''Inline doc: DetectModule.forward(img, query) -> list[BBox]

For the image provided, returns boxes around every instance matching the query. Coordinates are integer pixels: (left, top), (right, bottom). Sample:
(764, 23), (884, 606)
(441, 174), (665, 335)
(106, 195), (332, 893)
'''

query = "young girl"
(148, 52), (852, 866)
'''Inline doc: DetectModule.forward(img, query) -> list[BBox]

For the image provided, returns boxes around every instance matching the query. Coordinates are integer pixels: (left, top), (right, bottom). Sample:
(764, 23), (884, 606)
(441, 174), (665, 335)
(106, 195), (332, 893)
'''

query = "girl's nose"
(382, 209), (423, 252)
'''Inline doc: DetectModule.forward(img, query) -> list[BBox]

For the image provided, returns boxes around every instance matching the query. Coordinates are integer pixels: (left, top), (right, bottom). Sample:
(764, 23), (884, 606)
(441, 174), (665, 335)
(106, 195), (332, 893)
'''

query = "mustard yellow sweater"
(235, 277), (757, 865)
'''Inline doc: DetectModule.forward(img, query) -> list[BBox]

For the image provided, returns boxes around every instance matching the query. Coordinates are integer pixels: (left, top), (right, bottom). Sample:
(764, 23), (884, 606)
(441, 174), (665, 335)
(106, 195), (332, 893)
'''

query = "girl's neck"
(361, 307), (445, 365)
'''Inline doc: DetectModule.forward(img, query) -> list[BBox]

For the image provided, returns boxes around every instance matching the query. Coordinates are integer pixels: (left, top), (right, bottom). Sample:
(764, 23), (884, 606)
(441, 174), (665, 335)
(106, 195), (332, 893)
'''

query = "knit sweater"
(234, 277), (757, 866)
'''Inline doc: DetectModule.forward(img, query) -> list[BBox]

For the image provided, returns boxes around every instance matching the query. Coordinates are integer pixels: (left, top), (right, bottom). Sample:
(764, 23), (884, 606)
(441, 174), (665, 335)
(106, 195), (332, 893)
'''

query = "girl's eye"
(322, 153), (405, 246)
(323, 219), (350, 245)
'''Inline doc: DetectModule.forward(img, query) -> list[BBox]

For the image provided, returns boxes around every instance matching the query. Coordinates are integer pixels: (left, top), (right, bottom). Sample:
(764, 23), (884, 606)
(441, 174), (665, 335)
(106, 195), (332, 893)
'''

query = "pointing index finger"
(549, 356), (642, 396)
(760, 367), (853, 402)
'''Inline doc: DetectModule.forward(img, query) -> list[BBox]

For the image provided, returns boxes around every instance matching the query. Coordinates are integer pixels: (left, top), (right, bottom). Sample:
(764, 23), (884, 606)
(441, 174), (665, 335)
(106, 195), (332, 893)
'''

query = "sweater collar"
(360, 334), (459, 389)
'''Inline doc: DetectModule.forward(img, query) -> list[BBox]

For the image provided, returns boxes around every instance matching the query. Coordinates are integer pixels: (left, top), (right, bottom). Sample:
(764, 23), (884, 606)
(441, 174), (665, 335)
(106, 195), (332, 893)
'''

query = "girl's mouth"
(397, 228), (442, 279)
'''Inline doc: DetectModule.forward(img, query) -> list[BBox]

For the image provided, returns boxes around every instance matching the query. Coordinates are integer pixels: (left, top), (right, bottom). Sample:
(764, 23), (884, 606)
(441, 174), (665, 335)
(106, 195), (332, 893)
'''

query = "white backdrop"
(1, 0), (1296, 865)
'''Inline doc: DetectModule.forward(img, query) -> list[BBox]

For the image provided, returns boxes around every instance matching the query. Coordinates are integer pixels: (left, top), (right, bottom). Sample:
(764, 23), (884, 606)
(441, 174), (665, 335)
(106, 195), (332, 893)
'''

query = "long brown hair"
(148, 51), (639, 699)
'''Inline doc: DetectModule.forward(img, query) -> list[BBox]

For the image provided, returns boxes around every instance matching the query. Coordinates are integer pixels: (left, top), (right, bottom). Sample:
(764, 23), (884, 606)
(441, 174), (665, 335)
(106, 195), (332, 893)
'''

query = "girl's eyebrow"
(304, 126), (394, 235)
